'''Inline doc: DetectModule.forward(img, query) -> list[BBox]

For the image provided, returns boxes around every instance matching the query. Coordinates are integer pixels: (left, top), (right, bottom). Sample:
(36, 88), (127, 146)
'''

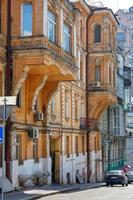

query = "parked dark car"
(126, 171), (133, 183)
(105, 170), (128, 187)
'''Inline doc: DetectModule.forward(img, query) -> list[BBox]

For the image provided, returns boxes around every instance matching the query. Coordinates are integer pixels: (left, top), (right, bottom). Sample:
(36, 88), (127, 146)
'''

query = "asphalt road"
(38, 184), (133, 200)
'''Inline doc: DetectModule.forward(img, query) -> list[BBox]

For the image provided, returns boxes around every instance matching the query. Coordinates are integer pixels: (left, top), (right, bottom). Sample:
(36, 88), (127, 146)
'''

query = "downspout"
(107, 106), (111, 171)
(60, 84), (63, 184)
(86, 10), (93, 182)
(6, 0), (12, 179)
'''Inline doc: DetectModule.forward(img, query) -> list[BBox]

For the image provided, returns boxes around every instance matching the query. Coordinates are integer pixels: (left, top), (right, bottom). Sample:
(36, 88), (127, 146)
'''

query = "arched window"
(94, 24), (101, 43)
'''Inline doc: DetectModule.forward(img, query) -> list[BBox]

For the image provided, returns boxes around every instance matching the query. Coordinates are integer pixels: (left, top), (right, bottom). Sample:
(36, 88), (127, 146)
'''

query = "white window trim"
(21, 3), (32, 37)
(48, 11), (56, 42)
(43, 0), (48, 37)
(63, 23), (71, 52)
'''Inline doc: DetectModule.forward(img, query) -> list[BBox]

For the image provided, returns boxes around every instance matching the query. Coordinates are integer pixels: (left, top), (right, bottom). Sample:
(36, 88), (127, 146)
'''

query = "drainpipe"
(60, 84), (63, 184)
(107, 106), (111, 171)
(5, 0), (12, 179)
(86, 11), (93, 182)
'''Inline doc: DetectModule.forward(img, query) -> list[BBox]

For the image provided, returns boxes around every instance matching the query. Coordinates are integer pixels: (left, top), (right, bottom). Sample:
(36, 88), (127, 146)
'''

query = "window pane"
(63, 24), (71, 52)
(22, 4), (32, 36)
(48, 11), (56, 42)
(94, 25), (101, 43)
(95, 65), (101, 81)
(116, 32), (126, 41)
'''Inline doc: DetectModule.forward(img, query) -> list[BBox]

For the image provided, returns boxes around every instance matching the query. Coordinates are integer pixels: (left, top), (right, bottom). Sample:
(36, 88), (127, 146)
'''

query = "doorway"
(50, 139), (60, 183)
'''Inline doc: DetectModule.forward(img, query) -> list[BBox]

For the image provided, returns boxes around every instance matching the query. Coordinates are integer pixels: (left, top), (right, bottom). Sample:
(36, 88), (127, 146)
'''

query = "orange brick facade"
(0, 0), (118, 186)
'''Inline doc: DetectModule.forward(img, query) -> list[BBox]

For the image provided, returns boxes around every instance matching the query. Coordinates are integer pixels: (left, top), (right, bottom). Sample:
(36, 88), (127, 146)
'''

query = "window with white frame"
(21, 3), (32, 36)
(63, 24), (71, 53)
(48, 10), (56, 43)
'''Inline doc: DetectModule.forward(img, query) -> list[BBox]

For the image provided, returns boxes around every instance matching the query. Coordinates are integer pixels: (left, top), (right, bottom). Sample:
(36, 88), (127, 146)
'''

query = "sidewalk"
(1, 182), (105, 200)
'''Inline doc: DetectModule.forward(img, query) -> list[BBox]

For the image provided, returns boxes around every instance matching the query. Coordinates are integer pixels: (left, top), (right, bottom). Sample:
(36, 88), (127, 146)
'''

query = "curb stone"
(20, 183), (105, 200)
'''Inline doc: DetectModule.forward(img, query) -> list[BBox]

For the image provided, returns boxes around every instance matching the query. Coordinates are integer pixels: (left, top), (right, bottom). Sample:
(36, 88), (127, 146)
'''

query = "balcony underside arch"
(88, 92), (117, 121)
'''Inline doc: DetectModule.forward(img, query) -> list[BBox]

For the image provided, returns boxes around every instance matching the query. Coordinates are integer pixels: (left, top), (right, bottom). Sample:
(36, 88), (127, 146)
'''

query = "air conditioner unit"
(28, 128), (39, 139)
(34, 112), (44, 121)
(92, 81), (101, 88)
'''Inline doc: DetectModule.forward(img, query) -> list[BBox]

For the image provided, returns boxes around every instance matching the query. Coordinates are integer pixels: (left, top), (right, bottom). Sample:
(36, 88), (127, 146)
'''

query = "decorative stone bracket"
(13, 66), (30, 96)
(32, 75), (48, 111)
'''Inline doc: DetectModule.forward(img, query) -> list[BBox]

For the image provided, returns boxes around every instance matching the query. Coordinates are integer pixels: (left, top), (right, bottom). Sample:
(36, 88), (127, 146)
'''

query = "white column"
(43, 0), (48, 37)
(73, 24), (77, 57)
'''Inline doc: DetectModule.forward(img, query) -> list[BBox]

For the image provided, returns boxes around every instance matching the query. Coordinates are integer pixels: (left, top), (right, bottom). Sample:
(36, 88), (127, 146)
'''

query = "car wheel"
(111, 184), (113, 187)
(106, 184), (109, 187)
(128, 181), (131, 184)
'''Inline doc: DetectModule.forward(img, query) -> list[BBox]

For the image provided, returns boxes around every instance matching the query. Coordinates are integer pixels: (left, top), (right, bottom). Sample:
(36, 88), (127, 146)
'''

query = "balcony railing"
(80, 117), (98, 130)
(11, 36), (77, 70)
(88, 81), (116, 96)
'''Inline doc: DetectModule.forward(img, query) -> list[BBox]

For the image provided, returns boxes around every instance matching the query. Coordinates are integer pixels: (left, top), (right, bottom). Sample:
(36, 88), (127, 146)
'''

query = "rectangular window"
(116, 32), (126, 42)
(33, 138), (39, 162)
(95, 65), (101, 81)
(131, 33), (133, 40)
(109, 67), (112, 84)
(75, 98), (78, 120)
(22, 3), (32, 36)
(65, 91), (69, 119)
(80, 55), (83, 81)
(63, 24), (71, 53)
(51, 96), (55, 116)
(82, 136), (85, 155)
(75, 136), (79, 156)
(16, 90), (22, 108)
(48, 10), (56, 43)
(94, 136), (97, 153)
(16, 134), (23, 165)
(66, 136), (70, 158)
(113, 70), (116, 87)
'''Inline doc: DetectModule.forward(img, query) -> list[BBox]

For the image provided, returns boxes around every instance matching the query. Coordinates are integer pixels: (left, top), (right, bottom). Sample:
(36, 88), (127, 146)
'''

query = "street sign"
(0, 126), (3, 144)
(0, 96), (17, 106)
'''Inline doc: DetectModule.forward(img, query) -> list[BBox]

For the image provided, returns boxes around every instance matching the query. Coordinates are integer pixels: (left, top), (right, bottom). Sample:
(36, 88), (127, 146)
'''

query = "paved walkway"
(0, 182), (105, 200)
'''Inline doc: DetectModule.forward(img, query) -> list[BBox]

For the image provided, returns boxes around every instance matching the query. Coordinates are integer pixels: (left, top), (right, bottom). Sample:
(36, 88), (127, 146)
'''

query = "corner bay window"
(48, 10), (56, 43)
(95, 65), (101, 81)
(94, 24), (101, 43)
(21, 3), (32, 36)
(63, 24), (71, 53)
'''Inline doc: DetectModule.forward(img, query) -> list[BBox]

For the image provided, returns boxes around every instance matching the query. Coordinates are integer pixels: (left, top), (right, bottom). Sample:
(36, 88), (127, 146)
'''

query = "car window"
(127, 171), (133, 175)
(107, 171), (122, 175)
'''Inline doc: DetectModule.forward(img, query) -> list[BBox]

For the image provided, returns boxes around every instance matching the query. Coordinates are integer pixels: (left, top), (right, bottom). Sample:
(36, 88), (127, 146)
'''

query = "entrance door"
(50, 139), (60, 183)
